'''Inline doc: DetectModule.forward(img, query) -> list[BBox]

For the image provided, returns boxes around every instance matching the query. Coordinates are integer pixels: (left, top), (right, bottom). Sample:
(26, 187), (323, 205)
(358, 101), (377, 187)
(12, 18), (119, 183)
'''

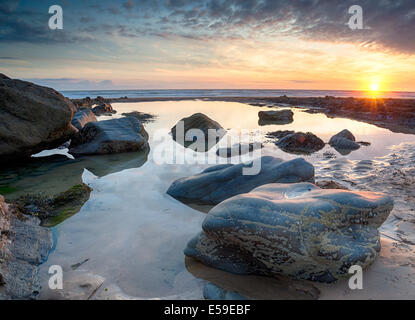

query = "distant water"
(61, 89), (415, 100)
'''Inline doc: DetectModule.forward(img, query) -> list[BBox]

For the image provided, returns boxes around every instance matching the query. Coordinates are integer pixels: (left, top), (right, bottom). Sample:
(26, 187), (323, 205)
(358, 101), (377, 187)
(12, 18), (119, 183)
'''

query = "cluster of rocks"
(0, 75), (152, 299)
(267, 129), (369, 155)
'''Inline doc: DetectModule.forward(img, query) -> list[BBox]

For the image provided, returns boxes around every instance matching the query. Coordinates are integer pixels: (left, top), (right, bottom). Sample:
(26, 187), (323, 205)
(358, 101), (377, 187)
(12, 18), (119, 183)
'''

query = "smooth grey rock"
(275, 132), (325, 154)
(71, 109), (97, 130)
(185, 183), (393, 283)
(0, 74), (77, 163)
(69, 117), (149, 156)
(329, 129), (361, 154)
(171, 113), (226, 152)
(0, 196), (53, 299)
(258, 110), (294, 125)
(167, 156), (315, 205)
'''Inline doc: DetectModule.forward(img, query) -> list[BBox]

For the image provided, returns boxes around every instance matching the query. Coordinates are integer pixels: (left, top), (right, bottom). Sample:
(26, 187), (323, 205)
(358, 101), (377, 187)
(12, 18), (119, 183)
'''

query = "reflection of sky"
(1, 1), (415, 91)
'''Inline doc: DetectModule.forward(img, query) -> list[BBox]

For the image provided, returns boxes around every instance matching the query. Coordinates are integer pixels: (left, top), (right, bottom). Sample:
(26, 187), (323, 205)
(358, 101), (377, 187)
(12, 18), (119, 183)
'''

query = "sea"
(60, 89), (415, 100)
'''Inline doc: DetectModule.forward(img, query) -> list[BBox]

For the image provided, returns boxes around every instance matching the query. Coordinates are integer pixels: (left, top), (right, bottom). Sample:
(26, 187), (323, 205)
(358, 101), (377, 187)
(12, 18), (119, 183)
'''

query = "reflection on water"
(0, 148), (149, 200)
(19, 100), (414, 299)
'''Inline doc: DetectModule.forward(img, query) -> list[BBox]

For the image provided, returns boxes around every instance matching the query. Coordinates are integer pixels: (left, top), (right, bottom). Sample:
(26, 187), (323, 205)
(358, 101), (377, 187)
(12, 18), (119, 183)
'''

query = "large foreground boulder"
(167, 156), (315, 205)
(0, 74), (77, 162)
(171, 113), (226, 152)
(275, 132), (325, 154)
(69, 116), (149, 156)
(258, 110), (294, 125)
(0, 195), (53, 299)
(185, 183), (393, 283)
(71, 109), (97, 130)
(329, 129), (361, 155)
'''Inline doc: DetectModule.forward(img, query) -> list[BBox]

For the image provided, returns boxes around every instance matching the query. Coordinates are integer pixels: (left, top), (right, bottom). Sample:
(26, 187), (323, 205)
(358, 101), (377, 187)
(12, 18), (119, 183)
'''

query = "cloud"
(1, 0), (414, 54)
(24, 78), (117, 90)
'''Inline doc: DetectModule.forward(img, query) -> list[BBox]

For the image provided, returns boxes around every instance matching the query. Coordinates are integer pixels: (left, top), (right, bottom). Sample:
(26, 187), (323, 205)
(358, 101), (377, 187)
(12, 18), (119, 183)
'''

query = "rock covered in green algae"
(14, 183), (92, 227)
(167, 156), (315, 205)
(185, 182), (393, 283)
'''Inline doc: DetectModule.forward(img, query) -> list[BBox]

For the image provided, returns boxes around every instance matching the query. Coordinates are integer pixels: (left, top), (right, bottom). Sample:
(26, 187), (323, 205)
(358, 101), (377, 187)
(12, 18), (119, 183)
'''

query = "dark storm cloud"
(1, 0), (414, 54)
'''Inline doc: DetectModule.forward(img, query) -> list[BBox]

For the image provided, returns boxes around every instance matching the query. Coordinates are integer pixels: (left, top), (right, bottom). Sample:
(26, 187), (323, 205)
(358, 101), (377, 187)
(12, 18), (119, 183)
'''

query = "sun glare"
(370, 83), (380, 92)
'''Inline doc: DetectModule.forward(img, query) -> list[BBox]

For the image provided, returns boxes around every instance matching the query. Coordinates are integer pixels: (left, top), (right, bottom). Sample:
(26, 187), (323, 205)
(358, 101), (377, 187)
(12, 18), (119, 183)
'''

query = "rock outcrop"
(185, 183), (393, 283)
(275, 132), (325, 154)
(167, 156), (315, 205)
(69, 117), (149, 156)
(258, 110), (294, 125)
(0, 195), (53, 299)
(171, 113), (226, 152)
(71, 109), (97, 131)
(0, 74), (77, 163)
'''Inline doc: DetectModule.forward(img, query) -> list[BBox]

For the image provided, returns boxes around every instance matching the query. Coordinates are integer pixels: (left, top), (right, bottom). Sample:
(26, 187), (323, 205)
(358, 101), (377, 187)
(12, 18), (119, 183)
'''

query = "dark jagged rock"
(121, 111), (156, 124)
(71, 109), (97, 130)
(171, 113), (226, 152)
(0, 195), (53, 299)
(0, 74), (77, 163)
(258, 109), (294, 125)
(167, 156), (315, 205)
(185, 183), (393, 283)
(91, 103), (116, 116)
(275, 132), (325, 154)
(69, 117), (149, 156)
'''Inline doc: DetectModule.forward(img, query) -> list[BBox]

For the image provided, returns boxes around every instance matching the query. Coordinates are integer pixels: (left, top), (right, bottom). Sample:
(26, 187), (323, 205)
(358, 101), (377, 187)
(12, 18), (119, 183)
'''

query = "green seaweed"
(0, 185), (18, 195)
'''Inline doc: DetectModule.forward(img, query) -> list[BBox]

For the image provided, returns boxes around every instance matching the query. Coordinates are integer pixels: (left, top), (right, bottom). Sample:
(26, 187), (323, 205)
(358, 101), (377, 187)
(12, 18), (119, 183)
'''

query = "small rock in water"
(329, 129), (362, 155)
(185, 182), (394, 283)
(258, 109), (294, 125)
(275, 132), (325, 154)
(91, 103), (116, 116)
(171, 113), (226, 152)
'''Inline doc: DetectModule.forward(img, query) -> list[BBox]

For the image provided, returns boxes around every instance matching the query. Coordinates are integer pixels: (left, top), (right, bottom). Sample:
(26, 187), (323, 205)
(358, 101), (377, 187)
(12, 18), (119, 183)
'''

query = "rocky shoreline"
(90, 95), (415, 135)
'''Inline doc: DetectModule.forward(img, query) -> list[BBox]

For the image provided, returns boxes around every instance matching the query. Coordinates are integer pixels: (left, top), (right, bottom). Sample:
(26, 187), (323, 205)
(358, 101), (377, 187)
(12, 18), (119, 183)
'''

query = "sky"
(1, 0), (415, 91)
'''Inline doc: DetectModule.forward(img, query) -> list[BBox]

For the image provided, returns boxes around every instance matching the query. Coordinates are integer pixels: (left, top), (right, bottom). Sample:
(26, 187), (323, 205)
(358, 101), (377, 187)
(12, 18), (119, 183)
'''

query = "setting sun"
(370, 83), (380, 92)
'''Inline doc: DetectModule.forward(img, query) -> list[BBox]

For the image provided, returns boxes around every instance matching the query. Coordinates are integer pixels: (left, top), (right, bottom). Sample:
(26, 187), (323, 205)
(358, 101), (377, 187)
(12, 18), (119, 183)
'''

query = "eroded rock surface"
(0, 74), (77, 162)
(185, 183), (393, 283)
(0, 195), (53, 299)
(69, 117), (149, 156)
(167, 156), (315, 205)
